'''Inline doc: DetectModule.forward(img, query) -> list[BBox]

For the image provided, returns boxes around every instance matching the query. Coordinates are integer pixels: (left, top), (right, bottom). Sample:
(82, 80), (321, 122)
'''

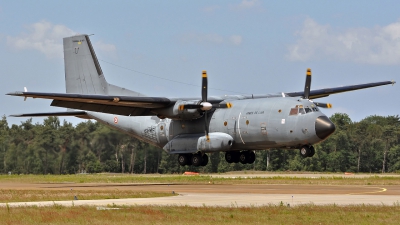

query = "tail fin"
(64, 34), (108, 95)
(63, 34), (145, 96)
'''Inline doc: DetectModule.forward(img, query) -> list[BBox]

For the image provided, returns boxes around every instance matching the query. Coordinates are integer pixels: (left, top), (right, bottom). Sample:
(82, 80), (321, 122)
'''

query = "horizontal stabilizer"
(10, 111), (88, 119)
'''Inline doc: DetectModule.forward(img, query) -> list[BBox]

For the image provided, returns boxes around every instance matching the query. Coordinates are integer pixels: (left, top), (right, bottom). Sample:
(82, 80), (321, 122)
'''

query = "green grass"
(1, 173), (400, 185)
(0, 189), (175, 202)
(1, 204), (400, 224)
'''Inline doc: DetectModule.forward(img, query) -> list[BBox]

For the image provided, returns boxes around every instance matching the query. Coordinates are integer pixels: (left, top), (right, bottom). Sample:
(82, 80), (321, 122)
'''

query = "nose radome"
(315, 116), (336, 139)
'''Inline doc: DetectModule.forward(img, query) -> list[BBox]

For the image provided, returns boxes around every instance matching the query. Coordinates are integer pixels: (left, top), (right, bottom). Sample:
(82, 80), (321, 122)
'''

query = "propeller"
(303, 68), (332, 109)
(179, 70), (232, 141)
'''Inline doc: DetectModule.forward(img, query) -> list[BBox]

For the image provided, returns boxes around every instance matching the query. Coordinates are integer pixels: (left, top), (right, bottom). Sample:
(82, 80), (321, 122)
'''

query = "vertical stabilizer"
(63, 34), (146, 97)
(64, 34), (108, 95)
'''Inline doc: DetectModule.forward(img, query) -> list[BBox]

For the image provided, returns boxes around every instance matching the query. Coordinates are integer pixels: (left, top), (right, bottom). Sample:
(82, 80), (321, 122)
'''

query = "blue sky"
(1, 0), (399, 126)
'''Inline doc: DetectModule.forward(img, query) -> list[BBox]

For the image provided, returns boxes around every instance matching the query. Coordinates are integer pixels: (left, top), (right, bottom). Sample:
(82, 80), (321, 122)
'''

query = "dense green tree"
(0, 113), (399, 174)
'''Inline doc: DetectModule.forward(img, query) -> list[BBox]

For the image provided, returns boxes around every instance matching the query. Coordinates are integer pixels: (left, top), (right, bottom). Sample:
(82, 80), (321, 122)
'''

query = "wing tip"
(6, 91), (24, 96)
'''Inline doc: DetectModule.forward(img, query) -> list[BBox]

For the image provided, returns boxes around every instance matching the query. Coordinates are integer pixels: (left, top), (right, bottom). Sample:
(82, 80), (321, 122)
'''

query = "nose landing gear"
(299, 145), (315, 158)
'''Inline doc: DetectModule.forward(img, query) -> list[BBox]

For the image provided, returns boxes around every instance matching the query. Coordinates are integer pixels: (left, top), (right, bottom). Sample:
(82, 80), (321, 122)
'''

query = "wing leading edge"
(7, 80), (396, 117)
(285, 80), (395, 99)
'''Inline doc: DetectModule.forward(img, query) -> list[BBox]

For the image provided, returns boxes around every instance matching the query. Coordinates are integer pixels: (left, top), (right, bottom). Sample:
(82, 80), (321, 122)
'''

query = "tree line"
(0, 113), (399, 174)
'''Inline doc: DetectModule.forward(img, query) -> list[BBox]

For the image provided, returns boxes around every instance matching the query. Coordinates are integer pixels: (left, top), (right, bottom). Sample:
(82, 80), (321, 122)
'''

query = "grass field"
(2, 204), (400, 225)
(1, 173), (400, 224)
(1, 172), (400, 185)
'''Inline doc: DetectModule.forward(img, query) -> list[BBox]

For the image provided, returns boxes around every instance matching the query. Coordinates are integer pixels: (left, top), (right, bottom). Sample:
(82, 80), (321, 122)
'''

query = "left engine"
(154, 100), (204, 120)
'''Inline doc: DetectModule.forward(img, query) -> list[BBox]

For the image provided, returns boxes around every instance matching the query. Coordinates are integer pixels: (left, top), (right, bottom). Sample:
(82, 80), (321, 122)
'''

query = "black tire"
(247, 151), (256, 164)
(201, 154), (209, 166)
(233, 151), (240, 163)
(191, 153), (203, 167)
(239, 151), (249, 164)
(225, 152), (234, 163)
(309, 146), (315, 157)
(178, 154), (189, 166)
(300, 146), (310, 158)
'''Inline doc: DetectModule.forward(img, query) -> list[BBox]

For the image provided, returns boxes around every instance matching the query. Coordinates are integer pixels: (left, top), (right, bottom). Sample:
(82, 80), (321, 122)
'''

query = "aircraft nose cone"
(315, 116), (336, 139)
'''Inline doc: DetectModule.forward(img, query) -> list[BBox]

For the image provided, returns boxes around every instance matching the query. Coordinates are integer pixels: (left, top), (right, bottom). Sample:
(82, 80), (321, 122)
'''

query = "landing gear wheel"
(247, 151), (256, 164)
(300, 146), (311, 158)
(178, 154), (191, 166)
(201, 154), (209, 166)
(191, 153), (203, 167)
(233, 151), (240, 163)
(225, 152), (234, 163)
(309, 146), (315, 157)
(239, 151), (250, 164)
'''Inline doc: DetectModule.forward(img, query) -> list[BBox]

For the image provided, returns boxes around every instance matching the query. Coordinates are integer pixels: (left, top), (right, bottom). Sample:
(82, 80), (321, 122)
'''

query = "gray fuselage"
(87, 97), (330, 154)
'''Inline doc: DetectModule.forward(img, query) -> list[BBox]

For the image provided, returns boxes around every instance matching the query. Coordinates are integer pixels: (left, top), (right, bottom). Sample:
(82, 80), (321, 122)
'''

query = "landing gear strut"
(225, 151), (255, 164)
(299, 145), (315, 158)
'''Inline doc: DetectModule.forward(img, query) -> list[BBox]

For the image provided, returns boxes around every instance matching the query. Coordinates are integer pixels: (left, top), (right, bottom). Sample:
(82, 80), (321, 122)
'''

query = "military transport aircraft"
(7, 34), (396, 167)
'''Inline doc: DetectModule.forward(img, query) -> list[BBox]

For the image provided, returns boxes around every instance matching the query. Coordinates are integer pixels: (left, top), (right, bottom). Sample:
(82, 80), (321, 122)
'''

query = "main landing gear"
(225, 151), (255, 164)
(178, 153), (209, 167)
(299, 145), (315, 158)
(178, 150), (256, 167)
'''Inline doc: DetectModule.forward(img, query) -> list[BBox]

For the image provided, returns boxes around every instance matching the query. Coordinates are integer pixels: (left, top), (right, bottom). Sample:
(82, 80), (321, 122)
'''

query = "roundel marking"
(114, 117), (118, 124)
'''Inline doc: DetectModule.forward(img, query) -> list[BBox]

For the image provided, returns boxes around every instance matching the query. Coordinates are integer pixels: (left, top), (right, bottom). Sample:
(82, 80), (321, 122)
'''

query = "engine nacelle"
(155, 100), (203, 120)
(163, 132), (233, 154)
(197, 132), (233, 152)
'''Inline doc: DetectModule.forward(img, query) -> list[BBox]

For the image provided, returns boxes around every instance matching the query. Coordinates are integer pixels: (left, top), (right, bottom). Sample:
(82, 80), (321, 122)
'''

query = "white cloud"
(7, 21), (117, 59)
(181, 33), (243, 46)
(287, 18), (400, 65)
(229, 35), (243, 45)
(95, 41), (117, 53)
(202, 5), (220, 13)
(7, 21), (76, 59)
(230, 0), (260, 10)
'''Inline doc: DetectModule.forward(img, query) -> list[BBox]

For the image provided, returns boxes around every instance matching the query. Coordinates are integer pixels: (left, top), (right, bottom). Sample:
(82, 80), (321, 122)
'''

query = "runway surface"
(1, 182), (400, 207)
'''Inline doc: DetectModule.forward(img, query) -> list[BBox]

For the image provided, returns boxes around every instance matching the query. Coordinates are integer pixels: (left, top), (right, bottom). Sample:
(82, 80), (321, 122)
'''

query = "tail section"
(63, 34), (145, 97)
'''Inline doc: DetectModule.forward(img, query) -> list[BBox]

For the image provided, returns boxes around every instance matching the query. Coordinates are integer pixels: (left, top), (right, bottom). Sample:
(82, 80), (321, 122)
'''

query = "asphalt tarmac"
(1, 181), (400, 207)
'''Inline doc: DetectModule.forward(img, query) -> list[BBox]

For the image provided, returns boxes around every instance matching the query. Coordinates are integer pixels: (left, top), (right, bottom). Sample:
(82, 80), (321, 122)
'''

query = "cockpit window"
(299, 107), (305, 114)
(289, 105), (307, 116)
(310, 104), (319, 112)
(289, 108), (298, 116)
(289, 105), (317, 116)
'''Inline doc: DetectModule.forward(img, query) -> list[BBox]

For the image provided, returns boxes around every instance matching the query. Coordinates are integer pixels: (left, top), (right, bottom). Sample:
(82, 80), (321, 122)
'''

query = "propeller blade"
(303, 68), (312, 99)
(204, 111), (210, 141)
(202, 70), (208, 102)
(314, 102), (332, 108)
(212, 102), (233, 108)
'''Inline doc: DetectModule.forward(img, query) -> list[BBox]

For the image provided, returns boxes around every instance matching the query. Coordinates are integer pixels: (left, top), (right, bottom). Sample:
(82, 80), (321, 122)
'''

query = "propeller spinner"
(179, 70), (232, 141)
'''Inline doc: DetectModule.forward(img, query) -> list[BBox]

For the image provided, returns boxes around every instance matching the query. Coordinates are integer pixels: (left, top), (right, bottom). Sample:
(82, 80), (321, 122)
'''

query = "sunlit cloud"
(287, 18), (400, 65)
(7, 21), (116, 59)
(201, 5), (220, 13)
(180, 33), (243, 46)
(230, 0), (261, 10)
(229, 35), (243, 45)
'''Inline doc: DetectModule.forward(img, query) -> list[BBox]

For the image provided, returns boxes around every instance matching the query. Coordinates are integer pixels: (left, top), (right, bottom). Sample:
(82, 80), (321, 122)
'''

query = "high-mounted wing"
(285, 80), (395, 99)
